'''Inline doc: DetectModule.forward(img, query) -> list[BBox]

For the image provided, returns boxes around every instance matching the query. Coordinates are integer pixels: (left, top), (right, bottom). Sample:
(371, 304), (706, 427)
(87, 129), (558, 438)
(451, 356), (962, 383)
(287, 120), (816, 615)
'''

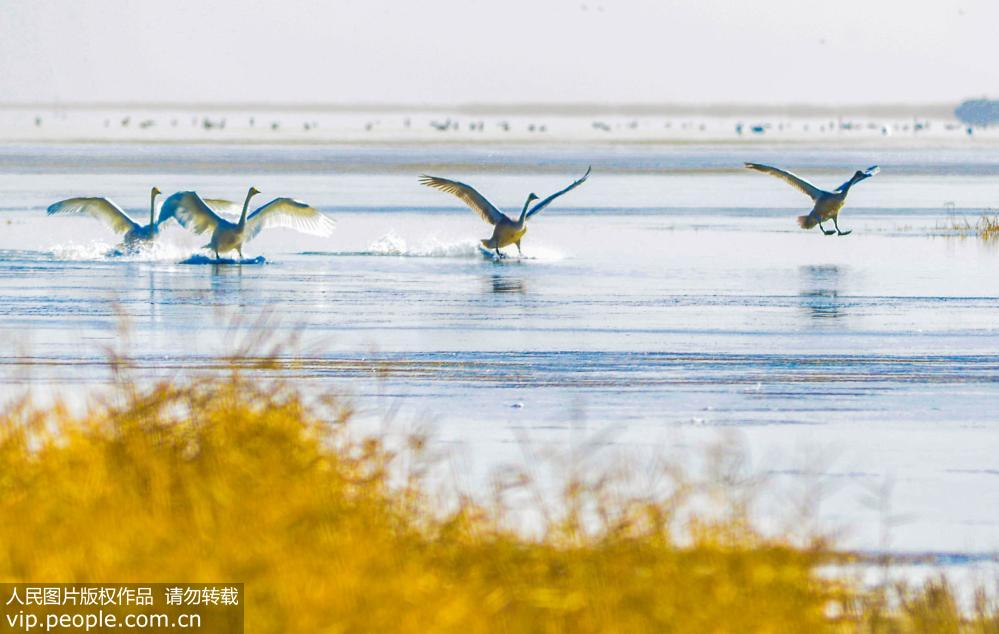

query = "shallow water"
(1, 142), (998, 566)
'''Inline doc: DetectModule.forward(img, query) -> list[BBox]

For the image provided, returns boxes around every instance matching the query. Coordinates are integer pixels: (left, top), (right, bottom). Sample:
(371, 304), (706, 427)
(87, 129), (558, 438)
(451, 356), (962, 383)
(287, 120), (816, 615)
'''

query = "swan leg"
(817, 221), (836, 236)
(834, 218), (852, 236)
(515, 241), (522, 257)
(237, 247), (244, 260)
(214, 249), (220, 260)
(494, 248), (506, 259)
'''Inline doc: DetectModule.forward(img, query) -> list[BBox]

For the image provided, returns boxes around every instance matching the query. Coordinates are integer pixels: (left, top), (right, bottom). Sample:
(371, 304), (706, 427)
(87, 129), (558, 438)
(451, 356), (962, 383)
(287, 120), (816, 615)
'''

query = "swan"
(159, 187), (335, 259)
(47, 187), (166, 244)
(419, 167), (591, 257)
(744, 163), (879, 235)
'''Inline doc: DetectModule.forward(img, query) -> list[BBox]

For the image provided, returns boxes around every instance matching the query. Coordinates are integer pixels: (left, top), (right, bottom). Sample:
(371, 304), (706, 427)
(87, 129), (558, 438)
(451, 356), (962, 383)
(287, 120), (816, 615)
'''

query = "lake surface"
(1, 142), (997, 572)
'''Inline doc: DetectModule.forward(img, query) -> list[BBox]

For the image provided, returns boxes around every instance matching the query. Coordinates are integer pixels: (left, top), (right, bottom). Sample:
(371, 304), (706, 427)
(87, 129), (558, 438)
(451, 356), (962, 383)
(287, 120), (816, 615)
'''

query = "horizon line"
(0, 100), (963, 117)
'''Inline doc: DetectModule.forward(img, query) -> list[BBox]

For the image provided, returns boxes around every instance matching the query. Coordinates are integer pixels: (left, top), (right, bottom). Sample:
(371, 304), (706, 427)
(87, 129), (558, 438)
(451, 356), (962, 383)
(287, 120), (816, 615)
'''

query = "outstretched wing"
(46, 197), (139, 234)
(419, 175), (509, 225)
(157, 191), (225, 234)
(527, 166), (591, 218)
(204, 199), (241, 217)
(245, 198), (336, 241)
(744, 163), (823, 201)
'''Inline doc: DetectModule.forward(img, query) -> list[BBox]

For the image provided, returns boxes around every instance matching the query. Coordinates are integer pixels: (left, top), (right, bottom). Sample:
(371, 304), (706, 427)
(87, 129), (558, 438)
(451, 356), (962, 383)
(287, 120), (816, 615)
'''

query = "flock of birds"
(48, 187), (336, 259)
(46, 163), (879, 259)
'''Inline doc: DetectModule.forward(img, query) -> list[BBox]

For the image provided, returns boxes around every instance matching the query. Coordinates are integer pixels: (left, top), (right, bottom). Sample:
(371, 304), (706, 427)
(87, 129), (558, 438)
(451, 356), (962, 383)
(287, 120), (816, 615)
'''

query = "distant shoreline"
(1, 105), (984, 147)
(0, 101), (959, 118)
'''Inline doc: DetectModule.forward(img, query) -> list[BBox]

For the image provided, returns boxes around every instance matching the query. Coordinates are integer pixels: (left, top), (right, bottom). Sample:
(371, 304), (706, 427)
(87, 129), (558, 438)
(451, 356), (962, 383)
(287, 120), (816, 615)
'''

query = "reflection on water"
(6, 151), (999, 561)
(487, 273), (526, 294)
(209, 262), (247, 300)
(799, 265), (845, 321)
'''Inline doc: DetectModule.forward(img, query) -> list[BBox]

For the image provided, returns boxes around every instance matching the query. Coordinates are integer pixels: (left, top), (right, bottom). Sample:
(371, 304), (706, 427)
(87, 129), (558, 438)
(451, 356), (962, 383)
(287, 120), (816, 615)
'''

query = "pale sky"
(0, 0), (996, 105)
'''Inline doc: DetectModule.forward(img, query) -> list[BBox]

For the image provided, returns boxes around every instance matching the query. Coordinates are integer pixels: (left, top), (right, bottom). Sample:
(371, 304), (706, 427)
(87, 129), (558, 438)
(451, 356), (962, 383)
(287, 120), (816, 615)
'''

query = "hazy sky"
(1, 0), (996, 105)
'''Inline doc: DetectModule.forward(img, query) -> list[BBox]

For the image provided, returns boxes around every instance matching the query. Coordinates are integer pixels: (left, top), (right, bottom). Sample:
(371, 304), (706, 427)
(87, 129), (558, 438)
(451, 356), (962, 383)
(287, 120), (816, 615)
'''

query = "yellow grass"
(977, 214), (999, 240)
(938, 211), (999, 240)
(0, 359), (995, 632)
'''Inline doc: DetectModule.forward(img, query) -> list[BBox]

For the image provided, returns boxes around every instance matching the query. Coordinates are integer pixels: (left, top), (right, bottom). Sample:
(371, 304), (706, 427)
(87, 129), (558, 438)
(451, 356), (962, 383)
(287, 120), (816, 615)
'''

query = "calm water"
(1, 142), (998, 566)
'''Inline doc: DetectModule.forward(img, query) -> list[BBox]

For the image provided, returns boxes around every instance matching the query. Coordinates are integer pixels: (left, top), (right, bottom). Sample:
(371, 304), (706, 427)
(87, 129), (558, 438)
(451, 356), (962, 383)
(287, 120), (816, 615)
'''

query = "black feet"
(833, 219), (851, 236)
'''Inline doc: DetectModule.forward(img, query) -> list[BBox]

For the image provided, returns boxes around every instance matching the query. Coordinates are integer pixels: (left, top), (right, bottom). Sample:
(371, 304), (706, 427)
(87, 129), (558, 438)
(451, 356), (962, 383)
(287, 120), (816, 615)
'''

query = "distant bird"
(744, 163), (879, 235)
(420, 167), (591, 257)
(47, 187), (166, 245)
(159, 187), (335, 260)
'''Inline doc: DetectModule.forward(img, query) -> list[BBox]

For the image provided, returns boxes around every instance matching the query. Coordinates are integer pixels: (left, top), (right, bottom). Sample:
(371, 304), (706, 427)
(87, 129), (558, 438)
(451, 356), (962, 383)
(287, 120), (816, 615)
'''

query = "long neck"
(841, 174), (863, 193)
(239, 190), (254, 227)
(518, 196), (532, 224)
(149, 191), (159, 226)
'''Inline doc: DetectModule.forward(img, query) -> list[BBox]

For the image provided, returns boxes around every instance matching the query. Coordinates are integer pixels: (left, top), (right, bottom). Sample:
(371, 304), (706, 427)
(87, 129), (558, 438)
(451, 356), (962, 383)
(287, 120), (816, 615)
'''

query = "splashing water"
(367, 233), (481, 257)
(48, 240), (198, 262)
(364, 233), (564, 260)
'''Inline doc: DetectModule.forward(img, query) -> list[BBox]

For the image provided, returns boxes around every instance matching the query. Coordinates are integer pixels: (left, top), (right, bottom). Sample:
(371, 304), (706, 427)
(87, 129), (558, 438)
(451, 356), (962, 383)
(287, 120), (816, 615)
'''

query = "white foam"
(48, 240), (196, 262)
(367, 233), (482, 258)
(364, 232), (564, 261)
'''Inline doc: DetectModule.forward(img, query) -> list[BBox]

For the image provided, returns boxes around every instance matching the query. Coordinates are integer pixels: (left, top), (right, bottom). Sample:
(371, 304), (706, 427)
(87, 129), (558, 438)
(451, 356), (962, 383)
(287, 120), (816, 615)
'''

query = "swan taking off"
(744, 163), (879, 236)
(47, 187), (165, 244)
(420, 167), (591, 257)
(159, 187), (335, 259)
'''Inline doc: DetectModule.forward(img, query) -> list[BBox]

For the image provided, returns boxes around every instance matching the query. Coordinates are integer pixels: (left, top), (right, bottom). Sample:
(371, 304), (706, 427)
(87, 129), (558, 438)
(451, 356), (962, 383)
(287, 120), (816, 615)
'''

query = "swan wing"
(245, 198), (336, 241)
(204, 198), (241, 217)
(744, 163), (823, 201)
(158, 191), (225, 234)
(419, 175), (509, 225)
(46, 197), (139, 234)
(527, 166), (591, 218)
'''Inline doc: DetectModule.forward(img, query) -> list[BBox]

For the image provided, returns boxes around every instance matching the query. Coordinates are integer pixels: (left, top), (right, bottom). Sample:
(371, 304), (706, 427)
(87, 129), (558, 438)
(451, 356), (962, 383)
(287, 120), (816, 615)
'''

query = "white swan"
(159, 187), (335, 259)
(47, 187), (165, 244)
(745, 163), (879, 236)
(420, 167), (591, 257)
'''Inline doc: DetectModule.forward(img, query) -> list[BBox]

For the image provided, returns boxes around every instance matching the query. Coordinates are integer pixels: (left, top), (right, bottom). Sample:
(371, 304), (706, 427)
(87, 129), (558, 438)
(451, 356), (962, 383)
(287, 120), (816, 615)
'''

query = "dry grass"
(977, 214), (999, 240)
(0, 358), (996, 632)
(937, 211), (999, 241)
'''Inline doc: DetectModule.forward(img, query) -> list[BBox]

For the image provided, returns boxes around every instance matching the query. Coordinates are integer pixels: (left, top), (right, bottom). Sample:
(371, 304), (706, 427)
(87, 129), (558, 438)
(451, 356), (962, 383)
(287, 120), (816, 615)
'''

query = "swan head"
(521, 192), (540, 216)
(151, 186), (161, 196)
(854, 166), (879, 183)
(248, 186), (261, 197)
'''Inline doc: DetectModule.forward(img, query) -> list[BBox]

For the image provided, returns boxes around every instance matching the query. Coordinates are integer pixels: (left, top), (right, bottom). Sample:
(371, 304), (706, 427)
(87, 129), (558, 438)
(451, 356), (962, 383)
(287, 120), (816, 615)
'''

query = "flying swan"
(420, 167), (591, 257)
(159, 187), (335, 259)
(744, 163), (879, 235)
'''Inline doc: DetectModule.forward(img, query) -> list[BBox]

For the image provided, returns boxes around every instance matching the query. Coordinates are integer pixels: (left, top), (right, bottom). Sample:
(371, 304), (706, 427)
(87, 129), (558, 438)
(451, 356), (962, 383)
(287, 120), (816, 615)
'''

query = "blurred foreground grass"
(0, 359), (995, 632)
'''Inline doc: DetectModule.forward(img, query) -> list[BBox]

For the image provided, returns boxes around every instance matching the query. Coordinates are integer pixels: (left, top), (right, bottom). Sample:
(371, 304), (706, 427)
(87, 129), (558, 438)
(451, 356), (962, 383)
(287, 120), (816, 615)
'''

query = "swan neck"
(150, 190), (159, 226)
(239, 190), (254, 227)
(842, 174), (863, 193)
(518, 197), (532, 223)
